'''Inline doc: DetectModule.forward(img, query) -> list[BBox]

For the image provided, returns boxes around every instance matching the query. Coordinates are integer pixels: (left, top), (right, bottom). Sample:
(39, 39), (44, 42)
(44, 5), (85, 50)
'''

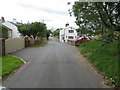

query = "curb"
(8, 54), (26, 64)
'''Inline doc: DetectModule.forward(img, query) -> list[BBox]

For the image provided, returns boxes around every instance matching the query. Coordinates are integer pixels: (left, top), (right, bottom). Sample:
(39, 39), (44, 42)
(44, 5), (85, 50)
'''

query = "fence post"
(25, 36), (29, 47)
(0, 38), (5, 56)
(2, 38), (5, 56)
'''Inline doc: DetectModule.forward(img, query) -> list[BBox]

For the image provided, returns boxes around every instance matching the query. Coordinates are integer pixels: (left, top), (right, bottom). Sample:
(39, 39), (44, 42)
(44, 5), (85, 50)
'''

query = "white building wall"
(2, 21), (20, 38)
(59, 26), (77, 42)
(59, 28), (65, 42)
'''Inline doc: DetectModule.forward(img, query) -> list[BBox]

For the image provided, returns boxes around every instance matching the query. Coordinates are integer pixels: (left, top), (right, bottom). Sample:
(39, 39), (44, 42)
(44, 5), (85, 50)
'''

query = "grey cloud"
(18, 3), (68, 15)
(40, 7), (67, 15)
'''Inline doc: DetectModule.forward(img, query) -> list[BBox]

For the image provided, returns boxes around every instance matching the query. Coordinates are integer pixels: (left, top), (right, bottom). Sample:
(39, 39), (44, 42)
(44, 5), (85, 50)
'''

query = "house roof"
(2, 21), (17, 31)
(65, 26), (75, 30)
(2, 25), (12, 31)
(10, 21), (23, 26)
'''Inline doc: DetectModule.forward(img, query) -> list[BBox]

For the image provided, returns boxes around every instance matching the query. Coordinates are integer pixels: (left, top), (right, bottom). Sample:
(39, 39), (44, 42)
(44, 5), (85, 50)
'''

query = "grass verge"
(0, 55), (24, 77)
(79, 40), (119, 87)
(0, 57), (2, 77)
(34, 41), (48, 47)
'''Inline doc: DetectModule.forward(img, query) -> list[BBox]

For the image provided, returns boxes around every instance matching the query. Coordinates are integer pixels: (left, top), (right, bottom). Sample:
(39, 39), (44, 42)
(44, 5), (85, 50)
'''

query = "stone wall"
(25, 37), (46, 47)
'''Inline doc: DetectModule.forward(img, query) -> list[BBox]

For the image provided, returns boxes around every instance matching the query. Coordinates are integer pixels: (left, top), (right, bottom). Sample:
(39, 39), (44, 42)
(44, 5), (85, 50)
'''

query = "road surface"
(3, 37), (107, 88)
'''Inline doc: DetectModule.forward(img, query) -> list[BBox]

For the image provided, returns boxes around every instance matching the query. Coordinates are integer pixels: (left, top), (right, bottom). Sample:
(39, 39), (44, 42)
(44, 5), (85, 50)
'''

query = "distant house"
(10, 18), (23, 26)
(1, 17), (21, 38)
(59, 23), (77, 42)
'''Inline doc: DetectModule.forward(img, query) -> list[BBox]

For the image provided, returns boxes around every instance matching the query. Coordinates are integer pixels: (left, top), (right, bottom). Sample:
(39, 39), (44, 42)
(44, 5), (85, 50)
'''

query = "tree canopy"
(68, 1), (120, 45)
(53, 29), (60, 37)
(18, 22), (47, 38)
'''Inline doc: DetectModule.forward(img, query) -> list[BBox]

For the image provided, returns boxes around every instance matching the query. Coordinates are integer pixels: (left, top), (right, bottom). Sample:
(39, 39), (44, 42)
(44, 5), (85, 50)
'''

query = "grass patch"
(34, 41), (48, 47)
(79, 40), (119, 87)
(80, 40), (101, 54)
(0, 57), (2, 77)
(0, 55), (24, 77)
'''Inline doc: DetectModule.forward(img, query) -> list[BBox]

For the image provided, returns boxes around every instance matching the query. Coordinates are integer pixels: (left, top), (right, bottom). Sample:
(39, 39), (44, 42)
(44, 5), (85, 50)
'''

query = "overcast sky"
(0, 0), (79, 30)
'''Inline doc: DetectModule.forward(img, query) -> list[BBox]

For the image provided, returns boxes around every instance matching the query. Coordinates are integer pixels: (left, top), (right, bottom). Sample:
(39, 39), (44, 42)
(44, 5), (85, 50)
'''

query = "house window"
(69, 30), (74, 33)
(68, 36), (74, 39)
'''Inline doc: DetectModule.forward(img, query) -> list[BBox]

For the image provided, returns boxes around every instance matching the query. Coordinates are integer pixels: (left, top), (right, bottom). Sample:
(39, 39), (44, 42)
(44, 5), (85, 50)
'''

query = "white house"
(1, 17), (21, 38)
(59, 23), (77, 42)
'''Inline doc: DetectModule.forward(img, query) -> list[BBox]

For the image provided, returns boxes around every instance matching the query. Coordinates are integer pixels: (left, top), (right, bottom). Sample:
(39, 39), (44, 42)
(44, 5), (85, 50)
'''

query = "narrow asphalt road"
(3, 37), (106, 88)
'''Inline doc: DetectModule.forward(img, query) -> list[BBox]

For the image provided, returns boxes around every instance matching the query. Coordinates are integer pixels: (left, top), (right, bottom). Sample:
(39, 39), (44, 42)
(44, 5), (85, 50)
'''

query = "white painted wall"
(59, 28), (65, 42)
(59, 26), (77, 42)
(2, 21), (21, 38)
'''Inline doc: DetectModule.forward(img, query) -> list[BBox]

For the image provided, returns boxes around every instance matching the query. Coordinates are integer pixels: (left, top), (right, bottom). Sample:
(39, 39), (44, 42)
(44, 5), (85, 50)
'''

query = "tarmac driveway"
(3, 37), (107, 88)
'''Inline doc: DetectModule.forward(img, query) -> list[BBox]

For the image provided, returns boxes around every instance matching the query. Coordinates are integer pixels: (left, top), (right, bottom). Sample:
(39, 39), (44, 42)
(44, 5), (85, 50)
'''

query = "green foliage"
(80, 40), (101, 54)
(0, 57), (2, 76)
(79, 40), (119, 87)
(53, 29), (60, 37)
(0, 25), (8, 39)
(30, 22), (47, 38)
(1, 55), (24, 77)
(18, 24), (31, 37)
(0, 25), (1, 38)
(18, 22), (47, 38)
(70, 1), (120, 45)
(45, 30), (51, 40)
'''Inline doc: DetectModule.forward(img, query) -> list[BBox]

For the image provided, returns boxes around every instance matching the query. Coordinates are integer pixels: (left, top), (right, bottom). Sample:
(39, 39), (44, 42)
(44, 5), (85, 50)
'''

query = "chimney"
(13, 18), (17, 24)
(21, 20), (23, 23)
(65, 23), (69, 27)
(1, 17), (5, 23)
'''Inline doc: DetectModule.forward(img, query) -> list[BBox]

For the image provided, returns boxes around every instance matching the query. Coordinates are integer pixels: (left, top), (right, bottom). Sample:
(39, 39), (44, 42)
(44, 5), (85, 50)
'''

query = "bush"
(0, 25), (8, 39)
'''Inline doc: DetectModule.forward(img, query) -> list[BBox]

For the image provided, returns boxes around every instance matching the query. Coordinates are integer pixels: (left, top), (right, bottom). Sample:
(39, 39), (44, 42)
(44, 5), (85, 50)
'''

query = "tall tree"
(30, 22), (47, 38)
(69, 1), (120, 45)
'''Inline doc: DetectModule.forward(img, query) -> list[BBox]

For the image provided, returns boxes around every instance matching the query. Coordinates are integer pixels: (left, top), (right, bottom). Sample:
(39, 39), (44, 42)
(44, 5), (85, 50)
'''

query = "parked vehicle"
(74, 37), (91, 46)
